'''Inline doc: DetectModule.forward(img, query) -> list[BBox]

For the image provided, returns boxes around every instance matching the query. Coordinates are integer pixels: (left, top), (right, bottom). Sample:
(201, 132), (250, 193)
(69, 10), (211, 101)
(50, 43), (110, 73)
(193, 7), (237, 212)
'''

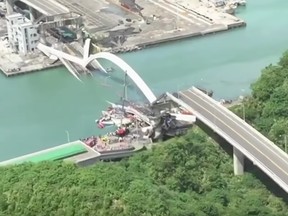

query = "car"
(47, 27), (76, 43)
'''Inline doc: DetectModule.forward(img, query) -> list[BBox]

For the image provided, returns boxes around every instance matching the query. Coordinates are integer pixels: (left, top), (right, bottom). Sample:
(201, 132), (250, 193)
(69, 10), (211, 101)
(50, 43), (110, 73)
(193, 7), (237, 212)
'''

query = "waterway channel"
(0, 0), (287, 161)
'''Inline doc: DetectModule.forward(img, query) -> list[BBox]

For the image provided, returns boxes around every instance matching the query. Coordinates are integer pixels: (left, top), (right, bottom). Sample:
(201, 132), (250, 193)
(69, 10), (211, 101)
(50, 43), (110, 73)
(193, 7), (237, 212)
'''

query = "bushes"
(0, 129), (287, 215)
(1, 51), (288, 215)
(237, 51), (288, 149)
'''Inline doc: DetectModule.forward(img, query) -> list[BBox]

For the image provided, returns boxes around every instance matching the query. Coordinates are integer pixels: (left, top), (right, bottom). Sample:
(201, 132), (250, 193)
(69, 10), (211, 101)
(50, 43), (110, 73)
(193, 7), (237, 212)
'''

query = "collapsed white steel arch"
(37, 41), (157, 103)
(84, 52), (157, 103)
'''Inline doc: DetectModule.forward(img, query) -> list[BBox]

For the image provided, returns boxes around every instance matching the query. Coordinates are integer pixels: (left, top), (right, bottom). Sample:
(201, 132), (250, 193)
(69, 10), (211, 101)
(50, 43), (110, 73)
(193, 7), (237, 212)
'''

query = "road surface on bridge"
(20, 0), (69, 16)
(179, 87), (288, 192)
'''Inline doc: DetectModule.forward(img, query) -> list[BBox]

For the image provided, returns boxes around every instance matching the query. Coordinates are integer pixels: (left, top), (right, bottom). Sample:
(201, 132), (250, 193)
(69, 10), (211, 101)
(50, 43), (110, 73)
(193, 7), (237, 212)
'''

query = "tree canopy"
(1, 52), (288, 215)
(0, 130), (287, 216)
(232, 51), (288, 149)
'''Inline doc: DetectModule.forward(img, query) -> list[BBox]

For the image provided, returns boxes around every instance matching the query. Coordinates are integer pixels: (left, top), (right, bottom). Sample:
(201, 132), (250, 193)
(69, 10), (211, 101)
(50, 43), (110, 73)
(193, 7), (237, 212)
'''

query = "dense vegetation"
(0, 129), (287, 215)
(1, 52), (288, 215)
(232, 51), (288, 151)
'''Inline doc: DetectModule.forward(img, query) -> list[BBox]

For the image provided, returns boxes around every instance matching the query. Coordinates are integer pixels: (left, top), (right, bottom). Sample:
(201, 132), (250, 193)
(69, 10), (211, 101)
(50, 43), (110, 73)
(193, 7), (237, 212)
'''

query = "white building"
(6, 13), (40, 54)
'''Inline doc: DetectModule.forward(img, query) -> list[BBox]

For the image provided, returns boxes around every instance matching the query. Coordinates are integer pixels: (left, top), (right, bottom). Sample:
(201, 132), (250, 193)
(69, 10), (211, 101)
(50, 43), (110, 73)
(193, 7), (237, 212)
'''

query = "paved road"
(56, 0), (117, 32)
(20, 0), (68, 16)
(179, 87), (288, 192)
(147, 0), (210, 27)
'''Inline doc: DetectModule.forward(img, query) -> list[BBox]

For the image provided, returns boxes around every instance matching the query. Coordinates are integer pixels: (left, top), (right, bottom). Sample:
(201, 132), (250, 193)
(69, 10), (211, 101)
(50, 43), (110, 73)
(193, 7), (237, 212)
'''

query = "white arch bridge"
(37, 39), (157, 104)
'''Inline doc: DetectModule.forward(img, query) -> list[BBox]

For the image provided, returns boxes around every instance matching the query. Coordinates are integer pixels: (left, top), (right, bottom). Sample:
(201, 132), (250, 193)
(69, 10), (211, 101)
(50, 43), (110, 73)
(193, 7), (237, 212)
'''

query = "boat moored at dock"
(0, 91), (199, 167)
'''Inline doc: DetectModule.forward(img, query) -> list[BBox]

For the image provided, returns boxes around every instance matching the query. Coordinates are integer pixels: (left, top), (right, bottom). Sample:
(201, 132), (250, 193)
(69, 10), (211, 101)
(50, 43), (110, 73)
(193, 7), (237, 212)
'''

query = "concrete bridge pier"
(6, 0), (14, 15)
(233, 146), (244, 175)
(77, 30), (83, 46)
(29, 7), (37, 22)
(39, 29), (47, 44)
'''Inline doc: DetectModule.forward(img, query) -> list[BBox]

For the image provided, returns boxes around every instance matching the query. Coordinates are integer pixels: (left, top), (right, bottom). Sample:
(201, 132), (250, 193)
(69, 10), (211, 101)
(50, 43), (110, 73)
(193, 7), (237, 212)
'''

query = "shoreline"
(110, 21), (246, 54)
(0, 61), (63, 77)
(0, 0), (247, 77)
(1, 21), (245, 77)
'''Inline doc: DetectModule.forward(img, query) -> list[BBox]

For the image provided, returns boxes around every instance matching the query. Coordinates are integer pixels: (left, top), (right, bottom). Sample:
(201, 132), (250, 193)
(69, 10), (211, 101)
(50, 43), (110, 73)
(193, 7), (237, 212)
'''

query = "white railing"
(191, 86), (288, 162)
(167, 91), (288, 193)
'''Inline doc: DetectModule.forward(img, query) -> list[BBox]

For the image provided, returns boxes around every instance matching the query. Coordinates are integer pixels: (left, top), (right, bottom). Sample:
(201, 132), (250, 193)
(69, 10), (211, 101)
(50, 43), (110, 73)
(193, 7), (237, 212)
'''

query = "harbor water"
(0, 0), (288, 161)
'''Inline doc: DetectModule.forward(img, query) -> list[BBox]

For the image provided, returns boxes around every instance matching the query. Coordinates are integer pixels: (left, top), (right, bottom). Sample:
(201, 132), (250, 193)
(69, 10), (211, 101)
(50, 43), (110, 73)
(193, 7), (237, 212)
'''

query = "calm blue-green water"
(0, 0), (287, 161)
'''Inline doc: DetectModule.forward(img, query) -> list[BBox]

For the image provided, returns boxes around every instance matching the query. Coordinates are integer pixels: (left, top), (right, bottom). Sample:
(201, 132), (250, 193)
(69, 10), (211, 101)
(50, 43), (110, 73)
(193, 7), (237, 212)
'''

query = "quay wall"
(111, 21), (246, 54)
(0, 62), (62, 77)
(0, 21), (246, 77)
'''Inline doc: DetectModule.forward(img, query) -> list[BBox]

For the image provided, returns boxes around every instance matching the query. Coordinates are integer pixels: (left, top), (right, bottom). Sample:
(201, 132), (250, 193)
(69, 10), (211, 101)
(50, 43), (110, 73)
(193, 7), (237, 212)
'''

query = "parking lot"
(56, 0), (139, 33)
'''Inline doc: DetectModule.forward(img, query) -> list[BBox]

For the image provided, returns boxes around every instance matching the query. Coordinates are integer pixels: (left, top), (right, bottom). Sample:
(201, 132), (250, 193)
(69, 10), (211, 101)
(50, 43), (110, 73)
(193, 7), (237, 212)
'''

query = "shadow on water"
(94, 70), (127, 85)
(89, 69), (147, 102)
(196, 120), (288, 202)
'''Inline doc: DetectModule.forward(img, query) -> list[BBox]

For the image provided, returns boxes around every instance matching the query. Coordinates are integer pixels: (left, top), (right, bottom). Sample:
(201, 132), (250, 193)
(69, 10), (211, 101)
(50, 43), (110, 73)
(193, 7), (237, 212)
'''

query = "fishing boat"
(95, 118), (114, 128)
(95, 109), (115, 128)
(230, 0), (246, 6)
(96, 72), (155, 128)
(196, 87), (213, 97)
(106, 67), (114, 72)
(95, 105), (137, 128)
(81, 123), (152, 154)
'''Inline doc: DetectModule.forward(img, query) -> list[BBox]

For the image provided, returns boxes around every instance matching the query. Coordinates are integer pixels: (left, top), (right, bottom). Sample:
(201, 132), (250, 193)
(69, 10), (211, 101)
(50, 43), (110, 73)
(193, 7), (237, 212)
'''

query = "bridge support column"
(77, 30), (83, 46)
(39, 27), (47, 45)
(233, 146), (244, 175)
(29, 7), (37, 22)
(6, 0), (14, 15)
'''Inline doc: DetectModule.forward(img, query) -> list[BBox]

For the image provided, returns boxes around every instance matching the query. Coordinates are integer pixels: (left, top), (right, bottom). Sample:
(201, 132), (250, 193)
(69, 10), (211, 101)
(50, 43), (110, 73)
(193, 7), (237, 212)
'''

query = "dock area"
(0, 40), (62, 77)
(0, 138), (147, 167)
(68, 0), (246, 53)
(0, 141), (97, 166)
(110, 0), (246, 51)
(0, 0), (247, 77)
(0, 87), (200, 167)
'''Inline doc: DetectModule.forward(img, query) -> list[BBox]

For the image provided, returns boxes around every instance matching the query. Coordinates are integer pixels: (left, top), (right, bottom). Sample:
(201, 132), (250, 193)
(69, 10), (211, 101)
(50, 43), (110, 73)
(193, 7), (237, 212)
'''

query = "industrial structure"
(1, 36), (288, 192)
(6, 12), (40, 53)
(5, 0), (82, 54)
(119, 0), (143, 13)
(24, 39), (288, 194)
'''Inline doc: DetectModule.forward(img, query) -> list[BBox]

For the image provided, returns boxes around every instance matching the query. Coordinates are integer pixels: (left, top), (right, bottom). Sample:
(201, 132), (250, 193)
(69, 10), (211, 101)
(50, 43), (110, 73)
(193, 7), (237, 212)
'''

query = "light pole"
(279, 135), (287, 153)
(65, 130), (70, 143)
(123, 71), (128, 101)
(103, 76), (111, 86)
(284, 135), (287, 153)
(176, 4), (179, 30)
(242, 103), (245, 121)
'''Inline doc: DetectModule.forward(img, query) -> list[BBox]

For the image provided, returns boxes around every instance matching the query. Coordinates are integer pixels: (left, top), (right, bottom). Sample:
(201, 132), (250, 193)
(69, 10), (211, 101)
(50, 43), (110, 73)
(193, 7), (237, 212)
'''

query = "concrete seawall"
(111, 21), (246, 53)
(0, 20), (245, 77)
(0, 61), (62, 77)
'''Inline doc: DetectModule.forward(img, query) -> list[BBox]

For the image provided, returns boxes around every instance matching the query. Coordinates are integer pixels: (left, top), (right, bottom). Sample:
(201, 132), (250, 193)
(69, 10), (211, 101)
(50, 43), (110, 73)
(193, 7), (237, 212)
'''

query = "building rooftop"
(20, 0), (69, 16)
(0, 141), (89, 166)
(6, 13), (23, 18)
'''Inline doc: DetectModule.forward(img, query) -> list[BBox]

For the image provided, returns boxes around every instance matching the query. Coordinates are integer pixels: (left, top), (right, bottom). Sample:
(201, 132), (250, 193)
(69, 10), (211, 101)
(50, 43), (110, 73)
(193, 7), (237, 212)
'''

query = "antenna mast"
(121, 71), (128, 126)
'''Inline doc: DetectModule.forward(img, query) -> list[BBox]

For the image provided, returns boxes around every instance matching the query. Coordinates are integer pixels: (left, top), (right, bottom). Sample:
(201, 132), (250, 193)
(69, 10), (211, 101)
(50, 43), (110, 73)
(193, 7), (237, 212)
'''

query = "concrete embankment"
(0, 61), (62, 77)
(0, 39), (64, 77)
(111, 22), (245, 54)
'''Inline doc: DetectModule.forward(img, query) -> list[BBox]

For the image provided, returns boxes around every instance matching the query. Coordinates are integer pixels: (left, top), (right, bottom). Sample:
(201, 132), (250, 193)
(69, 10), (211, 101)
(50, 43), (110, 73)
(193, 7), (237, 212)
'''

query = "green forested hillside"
(0, 130), (287, 216)
(232, 51), (288, 150)
(1, 52), (288, 216)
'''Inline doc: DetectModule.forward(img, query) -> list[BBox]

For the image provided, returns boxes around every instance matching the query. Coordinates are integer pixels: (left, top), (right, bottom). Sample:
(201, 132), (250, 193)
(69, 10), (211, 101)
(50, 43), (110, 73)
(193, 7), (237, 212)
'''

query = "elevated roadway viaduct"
(166, 87), (288, 193)
(6, 0), (69, 16)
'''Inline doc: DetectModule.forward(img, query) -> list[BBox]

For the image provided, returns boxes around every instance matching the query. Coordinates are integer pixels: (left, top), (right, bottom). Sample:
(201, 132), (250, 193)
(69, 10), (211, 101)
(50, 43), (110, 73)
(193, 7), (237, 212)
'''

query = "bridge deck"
(21, 0), (69, 16)
(168, 87), (288, 193)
